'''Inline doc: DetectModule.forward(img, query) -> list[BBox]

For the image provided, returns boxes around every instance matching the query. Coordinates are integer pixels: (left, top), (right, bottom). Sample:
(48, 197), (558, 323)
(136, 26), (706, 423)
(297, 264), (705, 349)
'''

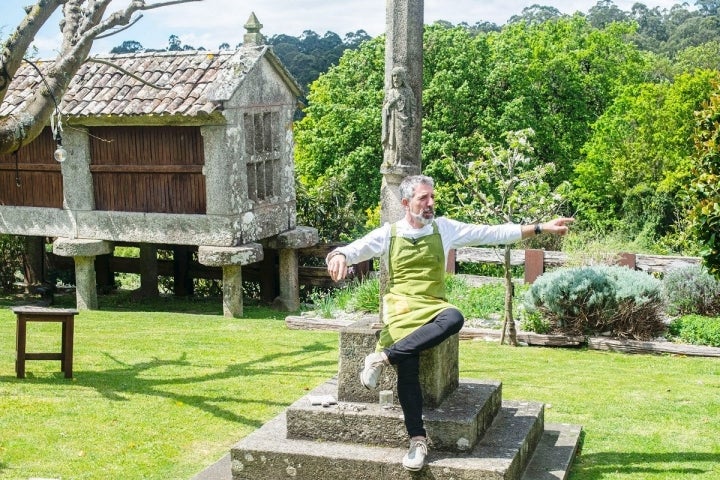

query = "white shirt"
(332, 217), (522, 266)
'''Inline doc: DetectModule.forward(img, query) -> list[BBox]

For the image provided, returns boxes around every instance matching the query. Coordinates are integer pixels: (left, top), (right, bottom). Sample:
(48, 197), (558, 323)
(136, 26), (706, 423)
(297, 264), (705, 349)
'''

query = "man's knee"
(442, 308), (464, 334)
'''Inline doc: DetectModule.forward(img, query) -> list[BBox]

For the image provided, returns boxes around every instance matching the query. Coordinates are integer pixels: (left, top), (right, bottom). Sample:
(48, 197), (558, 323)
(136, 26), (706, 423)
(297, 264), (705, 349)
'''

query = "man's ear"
(401, 198), (409, 208)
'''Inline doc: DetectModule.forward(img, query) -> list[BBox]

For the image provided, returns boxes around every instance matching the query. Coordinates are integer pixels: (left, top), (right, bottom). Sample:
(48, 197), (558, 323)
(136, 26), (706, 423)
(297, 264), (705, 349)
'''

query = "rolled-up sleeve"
(326, 224), (391, 266)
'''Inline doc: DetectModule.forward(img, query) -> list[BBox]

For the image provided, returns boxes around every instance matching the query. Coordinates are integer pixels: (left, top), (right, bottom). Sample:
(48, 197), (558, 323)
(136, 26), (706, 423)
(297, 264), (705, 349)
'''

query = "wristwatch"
(534, 223), (543, 235)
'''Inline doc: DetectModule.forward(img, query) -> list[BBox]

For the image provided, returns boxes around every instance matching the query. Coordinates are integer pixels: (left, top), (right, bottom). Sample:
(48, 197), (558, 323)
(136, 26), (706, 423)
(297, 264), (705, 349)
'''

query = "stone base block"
(287, 378), (501, 452)
(338, 318), (459, 408)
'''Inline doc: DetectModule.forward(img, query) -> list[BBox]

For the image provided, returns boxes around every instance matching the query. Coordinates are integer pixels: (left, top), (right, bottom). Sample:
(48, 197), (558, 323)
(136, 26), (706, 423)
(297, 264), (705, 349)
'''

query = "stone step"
(230, 399), (546, 480)
(286, 378), (502, 452)
(193, 422), (582, 480)
(521, 423), (583, 480)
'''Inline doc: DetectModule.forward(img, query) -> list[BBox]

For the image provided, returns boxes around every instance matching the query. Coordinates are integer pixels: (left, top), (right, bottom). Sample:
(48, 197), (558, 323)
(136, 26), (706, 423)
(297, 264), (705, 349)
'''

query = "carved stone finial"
(244, 12), (265, 46)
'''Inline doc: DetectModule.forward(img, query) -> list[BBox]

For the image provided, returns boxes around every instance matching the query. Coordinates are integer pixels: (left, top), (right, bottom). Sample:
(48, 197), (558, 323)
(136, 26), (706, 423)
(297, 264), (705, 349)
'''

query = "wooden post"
(617, 252), (637, 270)
(524, 249), (545, 284)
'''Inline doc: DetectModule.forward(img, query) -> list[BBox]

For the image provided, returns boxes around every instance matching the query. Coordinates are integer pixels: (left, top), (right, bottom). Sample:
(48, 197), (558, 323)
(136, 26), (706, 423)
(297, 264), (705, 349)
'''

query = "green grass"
(1, 293), (719, 479)
(0, 294), (339, 480)
(461, 342), (720, 479)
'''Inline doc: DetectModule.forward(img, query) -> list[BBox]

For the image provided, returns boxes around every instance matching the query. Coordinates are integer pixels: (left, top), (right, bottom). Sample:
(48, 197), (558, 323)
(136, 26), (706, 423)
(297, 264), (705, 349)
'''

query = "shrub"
(667, 314), (720, 347)
(523, 265), (666, 339)
(663, 265), (720, 316)
(346, 276), (380, 313)
(0, 234), (24, 293)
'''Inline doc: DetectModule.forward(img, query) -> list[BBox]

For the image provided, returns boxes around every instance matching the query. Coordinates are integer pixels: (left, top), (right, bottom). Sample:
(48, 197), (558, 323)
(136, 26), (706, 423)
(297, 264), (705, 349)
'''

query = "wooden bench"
(12, 306), (78, 379)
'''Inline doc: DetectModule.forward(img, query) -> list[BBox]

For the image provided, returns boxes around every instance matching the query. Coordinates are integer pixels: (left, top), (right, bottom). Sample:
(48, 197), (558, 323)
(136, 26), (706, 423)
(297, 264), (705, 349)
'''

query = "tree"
(110, 40), (144, 54)
(572, 69), (719, 245)
(294, 35), (385, 221)
(587, 0), (630, 29)
(0, 0), (201, 155)
(440, 129), (569, 345)
(688, 81), (720, 277)
(167, 34), (183, 51)
(268, 29), (371, 93)
(296, 20), (647, 232)
(507, 5), (564, 25)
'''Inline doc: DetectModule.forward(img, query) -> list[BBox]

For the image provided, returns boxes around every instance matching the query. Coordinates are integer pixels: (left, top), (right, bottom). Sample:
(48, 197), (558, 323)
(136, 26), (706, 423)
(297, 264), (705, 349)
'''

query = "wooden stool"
(12, 306), (78, 379)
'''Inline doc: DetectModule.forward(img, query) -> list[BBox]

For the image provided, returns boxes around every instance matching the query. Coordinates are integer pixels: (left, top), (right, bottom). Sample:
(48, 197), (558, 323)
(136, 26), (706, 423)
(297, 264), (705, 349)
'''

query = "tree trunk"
(501, 245), (518, 346)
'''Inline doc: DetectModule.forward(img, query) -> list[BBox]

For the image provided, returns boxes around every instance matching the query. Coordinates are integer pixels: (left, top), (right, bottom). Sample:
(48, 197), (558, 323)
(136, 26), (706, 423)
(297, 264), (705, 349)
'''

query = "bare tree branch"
(94, 14), (143, 40)
(0, 1), (65, 94)
(0, 0), (204, 154)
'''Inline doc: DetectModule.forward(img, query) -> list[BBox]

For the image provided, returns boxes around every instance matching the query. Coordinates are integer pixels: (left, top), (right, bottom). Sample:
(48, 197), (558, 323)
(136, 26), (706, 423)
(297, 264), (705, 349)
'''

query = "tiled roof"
(0, 46), (276, 121)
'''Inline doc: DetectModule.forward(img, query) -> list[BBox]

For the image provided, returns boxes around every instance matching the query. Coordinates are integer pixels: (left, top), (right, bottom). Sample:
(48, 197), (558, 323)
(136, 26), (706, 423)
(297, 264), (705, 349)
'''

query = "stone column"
(198, 244), (264, 317)
(382, 0), (424, 179)
(266, 226), (319, 311)
(60, 127), (94, 211)
(380, 0), (424, 316)
(139, 244), (159, 298)
(53, 238), (113, 310)
(221, 265), (243, 317)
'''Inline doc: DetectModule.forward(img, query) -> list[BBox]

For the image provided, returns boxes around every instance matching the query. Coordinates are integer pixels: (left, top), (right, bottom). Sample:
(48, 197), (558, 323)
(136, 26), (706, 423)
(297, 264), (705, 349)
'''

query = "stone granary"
(0, 17), (317, 316)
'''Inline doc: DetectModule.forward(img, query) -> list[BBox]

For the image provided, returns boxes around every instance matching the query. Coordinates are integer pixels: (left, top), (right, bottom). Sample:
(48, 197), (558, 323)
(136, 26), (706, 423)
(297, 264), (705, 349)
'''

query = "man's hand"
(542, 217), (575, 236)
(327, 253), (348, 282)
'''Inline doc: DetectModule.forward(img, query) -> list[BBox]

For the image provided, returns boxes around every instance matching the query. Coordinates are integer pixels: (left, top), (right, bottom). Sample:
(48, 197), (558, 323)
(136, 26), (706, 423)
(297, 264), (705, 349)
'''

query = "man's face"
(405, 183), (435, 227)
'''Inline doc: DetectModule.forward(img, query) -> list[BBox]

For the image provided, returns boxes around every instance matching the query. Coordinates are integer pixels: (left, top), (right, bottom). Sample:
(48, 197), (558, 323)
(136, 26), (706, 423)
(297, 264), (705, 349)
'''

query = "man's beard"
(410, 209), (434, 226)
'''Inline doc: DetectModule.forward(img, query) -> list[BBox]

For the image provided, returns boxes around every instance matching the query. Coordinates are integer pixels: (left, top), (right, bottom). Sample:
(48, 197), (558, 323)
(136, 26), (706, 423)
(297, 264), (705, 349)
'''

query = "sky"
(2, 0), (687, 58)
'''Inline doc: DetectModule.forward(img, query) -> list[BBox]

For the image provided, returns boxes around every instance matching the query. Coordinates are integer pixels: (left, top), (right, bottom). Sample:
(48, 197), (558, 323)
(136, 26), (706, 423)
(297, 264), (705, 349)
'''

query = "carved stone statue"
(382, 66), (416, 167)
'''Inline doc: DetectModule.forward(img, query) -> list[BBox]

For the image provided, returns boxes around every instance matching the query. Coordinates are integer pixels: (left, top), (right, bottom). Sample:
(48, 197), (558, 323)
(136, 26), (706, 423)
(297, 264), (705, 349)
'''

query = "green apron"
(377, 221), (456, 350)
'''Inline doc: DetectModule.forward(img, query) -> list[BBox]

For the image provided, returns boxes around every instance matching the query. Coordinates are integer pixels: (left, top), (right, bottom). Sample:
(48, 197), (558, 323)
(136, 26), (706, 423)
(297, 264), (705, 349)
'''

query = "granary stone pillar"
(198, 244), (263, 317)
(53, 238), (113, 310)
(138, 244), (159, 298)
(59, 127), (94, 211)
(266, 226), (319, 311)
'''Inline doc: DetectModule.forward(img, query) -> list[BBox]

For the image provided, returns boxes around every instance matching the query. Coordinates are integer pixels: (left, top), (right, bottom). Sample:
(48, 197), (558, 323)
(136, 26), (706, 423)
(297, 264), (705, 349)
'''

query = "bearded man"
(326, 174), (573, 471)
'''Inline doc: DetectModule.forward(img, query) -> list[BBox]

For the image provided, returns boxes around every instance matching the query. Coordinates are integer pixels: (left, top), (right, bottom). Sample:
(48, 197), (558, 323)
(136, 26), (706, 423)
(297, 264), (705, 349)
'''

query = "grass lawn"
(1, 293), (718, 479)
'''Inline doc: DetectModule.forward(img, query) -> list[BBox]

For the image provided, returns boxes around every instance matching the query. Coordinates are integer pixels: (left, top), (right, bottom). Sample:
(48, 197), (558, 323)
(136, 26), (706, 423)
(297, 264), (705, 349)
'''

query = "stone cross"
(375, 0), (459, 405)
(380, 0), (424, 225)
(378, 0), (425, 317)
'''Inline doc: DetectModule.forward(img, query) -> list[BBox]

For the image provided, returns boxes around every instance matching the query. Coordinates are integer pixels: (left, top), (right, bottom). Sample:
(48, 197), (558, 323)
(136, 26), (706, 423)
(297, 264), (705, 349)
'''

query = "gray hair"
(399, 175), (434, 202)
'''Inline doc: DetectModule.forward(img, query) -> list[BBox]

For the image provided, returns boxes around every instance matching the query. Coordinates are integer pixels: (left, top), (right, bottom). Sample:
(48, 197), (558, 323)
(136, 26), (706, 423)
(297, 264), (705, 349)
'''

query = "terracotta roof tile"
(0, 48), (279, 121)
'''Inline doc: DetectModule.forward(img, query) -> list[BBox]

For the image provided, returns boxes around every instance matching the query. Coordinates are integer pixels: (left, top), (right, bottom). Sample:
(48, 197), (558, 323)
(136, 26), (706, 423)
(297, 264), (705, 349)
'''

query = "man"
(326, 174), (573, 471)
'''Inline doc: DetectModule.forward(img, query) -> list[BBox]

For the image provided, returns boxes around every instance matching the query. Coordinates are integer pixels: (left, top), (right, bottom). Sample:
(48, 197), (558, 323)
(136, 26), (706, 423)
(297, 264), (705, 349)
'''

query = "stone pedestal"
(52, 238), (113, 310)
(266, 226), (319, 311)
(337, 318), (457, 408)
(198, 244), (263, 317)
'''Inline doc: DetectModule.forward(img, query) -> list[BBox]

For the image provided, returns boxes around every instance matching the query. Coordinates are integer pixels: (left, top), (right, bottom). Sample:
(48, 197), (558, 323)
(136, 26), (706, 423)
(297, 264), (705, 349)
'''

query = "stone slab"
(194, 423), (582, 480)
(286, 378), (501, 452)
(521, 423), (583, 480)
(230, 399), (545, 480)
(265, 226), (319, 249)
(198, 244), (264, 266)
(53, 238), (113, 257)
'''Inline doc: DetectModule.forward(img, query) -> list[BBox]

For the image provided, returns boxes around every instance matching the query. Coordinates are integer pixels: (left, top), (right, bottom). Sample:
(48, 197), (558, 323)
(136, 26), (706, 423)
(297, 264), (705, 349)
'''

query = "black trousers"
(383, 308), (464, 438)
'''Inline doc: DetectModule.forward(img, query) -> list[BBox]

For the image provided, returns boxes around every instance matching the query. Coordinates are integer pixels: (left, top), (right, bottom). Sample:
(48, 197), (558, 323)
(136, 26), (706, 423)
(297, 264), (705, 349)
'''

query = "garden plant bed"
(285, 314), (720, 358)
